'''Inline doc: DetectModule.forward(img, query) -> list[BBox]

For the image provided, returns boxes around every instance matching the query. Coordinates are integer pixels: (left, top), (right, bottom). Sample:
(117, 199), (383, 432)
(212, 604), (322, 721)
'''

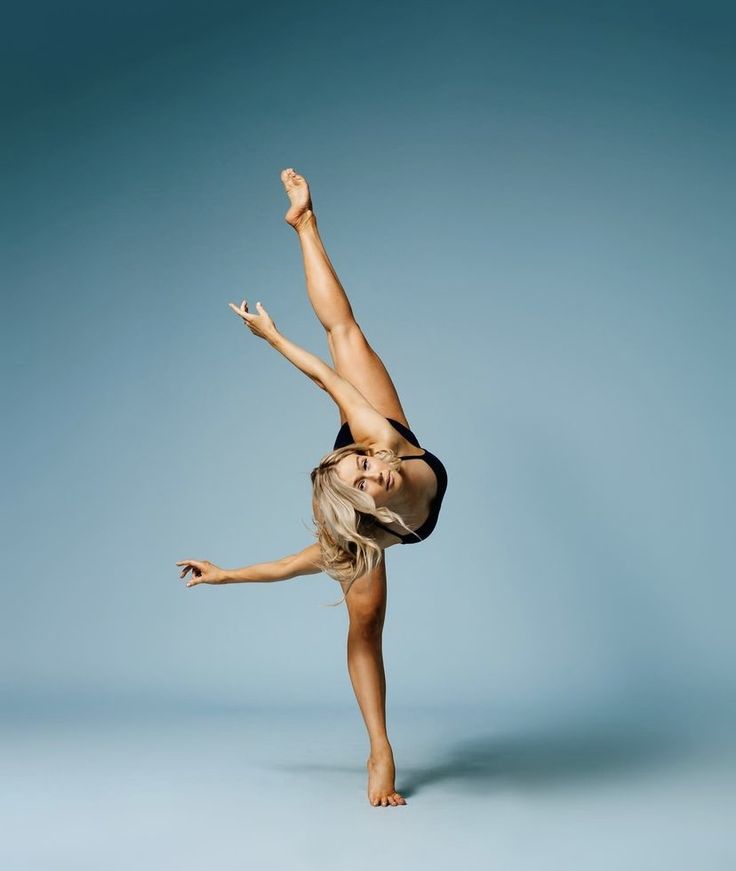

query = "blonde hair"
(310, 441), (420, 606)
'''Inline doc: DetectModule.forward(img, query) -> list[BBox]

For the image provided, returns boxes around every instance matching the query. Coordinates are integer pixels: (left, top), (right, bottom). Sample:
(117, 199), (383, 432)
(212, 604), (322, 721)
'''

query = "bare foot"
(280, 167), (313, 230)
(367, 748), (407, 807)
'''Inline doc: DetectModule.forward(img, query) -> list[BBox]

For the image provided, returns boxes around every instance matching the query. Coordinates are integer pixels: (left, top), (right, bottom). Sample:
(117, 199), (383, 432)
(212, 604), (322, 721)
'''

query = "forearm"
(221, 544), (323, 584)
(220, 558), (293, 584)
(268, 331), (331, 391)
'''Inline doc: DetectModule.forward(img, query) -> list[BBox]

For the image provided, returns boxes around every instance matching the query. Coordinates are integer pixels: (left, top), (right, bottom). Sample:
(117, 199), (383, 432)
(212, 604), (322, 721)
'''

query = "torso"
(368, 432), (439, 541)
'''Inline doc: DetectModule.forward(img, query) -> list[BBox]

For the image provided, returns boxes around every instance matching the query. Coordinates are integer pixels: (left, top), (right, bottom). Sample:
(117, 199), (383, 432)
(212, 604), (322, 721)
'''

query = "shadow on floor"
(397, 723), (691, 797)
(271, 720), (694, 798)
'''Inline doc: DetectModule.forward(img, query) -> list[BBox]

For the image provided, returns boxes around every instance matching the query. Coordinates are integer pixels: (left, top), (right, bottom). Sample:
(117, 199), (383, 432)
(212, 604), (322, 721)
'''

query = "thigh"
(327, 323), (410, 429)
(341, 555), (388, 627)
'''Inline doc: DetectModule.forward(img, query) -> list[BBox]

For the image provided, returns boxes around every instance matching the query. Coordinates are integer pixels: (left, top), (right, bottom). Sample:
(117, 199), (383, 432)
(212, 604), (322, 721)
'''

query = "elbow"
(279, 554), (298, 580)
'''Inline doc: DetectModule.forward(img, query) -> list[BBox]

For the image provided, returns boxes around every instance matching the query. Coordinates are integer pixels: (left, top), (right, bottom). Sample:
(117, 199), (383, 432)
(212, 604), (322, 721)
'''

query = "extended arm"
(222, 541), (324, 584)
(270, 330), (404, 446)
(268, 330), (357, 403)
(229, 299), (396, 444)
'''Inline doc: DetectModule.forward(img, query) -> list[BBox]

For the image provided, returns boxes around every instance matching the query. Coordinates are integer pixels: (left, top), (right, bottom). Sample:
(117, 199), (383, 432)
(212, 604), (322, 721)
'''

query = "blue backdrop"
(3, 0), (733, 729)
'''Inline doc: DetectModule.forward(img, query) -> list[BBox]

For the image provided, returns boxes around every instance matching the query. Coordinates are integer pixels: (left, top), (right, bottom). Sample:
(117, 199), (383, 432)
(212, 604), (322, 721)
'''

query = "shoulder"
(374, 527), (404, 549)
(350, 413), (403, 453)
(357, 420), (422, 460)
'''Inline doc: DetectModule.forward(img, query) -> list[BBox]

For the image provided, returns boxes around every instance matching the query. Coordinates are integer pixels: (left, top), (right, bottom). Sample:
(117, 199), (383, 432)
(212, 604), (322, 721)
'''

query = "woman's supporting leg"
(343, 559), (407, 807)
(281, 169), (410, 428)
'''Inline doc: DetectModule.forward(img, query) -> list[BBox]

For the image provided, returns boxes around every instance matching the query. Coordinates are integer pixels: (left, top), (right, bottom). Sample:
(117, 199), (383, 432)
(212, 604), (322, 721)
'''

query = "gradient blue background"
(2, 1), (734, 867)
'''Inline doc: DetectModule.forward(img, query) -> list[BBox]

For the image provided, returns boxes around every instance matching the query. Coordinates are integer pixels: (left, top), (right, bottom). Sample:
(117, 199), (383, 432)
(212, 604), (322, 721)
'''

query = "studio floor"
(2, 704), (733, 870)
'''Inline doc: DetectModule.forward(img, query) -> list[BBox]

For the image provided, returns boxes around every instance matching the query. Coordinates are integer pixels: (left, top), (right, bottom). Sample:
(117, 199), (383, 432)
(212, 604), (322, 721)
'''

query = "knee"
(328, 320), (363, 343)
(348, 604), (385, 640)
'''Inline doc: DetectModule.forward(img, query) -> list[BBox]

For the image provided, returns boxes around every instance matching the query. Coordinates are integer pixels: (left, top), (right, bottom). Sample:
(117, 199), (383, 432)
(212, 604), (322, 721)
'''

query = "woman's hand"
(228, 299), (279, 343)
(176, 559), (227, 587)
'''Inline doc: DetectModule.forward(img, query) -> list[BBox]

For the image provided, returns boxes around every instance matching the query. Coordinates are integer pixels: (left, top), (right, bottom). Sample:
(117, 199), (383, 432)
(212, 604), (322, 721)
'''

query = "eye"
(357, 458), (368, 490)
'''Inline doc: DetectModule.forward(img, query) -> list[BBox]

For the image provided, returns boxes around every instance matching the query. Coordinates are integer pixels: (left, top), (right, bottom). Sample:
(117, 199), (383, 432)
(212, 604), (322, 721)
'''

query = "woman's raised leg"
(281, 168), (410, 428)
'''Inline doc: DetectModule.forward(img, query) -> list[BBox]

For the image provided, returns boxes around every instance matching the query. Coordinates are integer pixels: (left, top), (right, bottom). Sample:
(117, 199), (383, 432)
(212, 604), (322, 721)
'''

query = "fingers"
(176, 561), (210, 587)
(186, 565), (205, 587)
(227, 300), (268, 318)
(228, 299), (273, 344)
(229, 301), (253, 322)
(181, 569), (202, 587)
(176, 560), (204, 583)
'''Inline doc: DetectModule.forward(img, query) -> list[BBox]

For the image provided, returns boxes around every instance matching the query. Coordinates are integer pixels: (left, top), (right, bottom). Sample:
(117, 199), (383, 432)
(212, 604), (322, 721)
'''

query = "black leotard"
(333, 417), (448, 544)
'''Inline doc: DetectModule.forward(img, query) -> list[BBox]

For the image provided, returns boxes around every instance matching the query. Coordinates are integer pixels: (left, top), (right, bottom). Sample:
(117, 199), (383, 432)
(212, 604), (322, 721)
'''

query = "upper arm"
(320, 368), (401, 449)
(283, 531), (399, 581)
(283, 542), (324, 579)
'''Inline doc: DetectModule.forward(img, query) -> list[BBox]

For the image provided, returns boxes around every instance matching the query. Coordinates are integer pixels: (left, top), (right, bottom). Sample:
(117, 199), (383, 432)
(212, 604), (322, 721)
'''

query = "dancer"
(176, 169), (448, 807)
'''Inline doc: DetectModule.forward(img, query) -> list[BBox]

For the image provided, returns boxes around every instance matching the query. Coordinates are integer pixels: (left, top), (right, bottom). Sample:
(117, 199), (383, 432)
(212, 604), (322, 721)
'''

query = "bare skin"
(281, 167), (407, 807)
(282, 167), (314, 231)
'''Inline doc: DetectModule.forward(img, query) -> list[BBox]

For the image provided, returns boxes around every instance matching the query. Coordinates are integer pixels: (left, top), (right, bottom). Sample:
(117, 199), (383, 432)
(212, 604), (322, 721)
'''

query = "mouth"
(387, 472), (393, 490)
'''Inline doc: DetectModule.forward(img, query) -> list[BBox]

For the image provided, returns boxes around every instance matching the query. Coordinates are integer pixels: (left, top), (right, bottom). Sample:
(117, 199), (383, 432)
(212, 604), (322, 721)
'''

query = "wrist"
(267, 329), (283, 349)
(219, 566), (259, 584)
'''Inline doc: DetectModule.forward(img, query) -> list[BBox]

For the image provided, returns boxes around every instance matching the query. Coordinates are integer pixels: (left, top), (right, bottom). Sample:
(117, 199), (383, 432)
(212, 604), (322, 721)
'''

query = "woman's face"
(334, 452), (399, 507)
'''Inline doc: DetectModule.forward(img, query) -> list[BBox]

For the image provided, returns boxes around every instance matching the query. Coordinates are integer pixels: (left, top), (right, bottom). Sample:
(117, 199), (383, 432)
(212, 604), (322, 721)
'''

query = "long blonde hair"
(310, 442), (419, 606)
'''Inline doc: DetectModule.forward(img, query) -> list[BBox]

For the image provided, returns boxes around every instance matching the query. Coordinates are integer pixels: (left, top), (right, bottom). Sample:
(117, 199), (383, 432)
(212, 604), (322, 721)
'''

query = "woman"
(176, 169), (448, 808)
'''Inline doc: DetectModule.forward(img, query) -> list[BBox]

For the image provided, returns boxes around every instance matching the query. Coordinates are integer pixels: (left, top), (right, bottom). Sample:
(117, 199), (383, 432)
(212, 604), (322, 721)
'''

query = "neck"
(386, 460), (424, 522)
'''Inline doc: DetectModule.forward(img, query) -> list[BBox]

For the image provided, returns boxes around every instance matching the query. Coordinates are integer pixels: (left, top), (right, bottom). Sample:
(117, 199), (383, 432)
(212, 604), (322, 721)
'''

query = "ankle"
(291, 209), (315, 233)
(369, 741), (393, 759)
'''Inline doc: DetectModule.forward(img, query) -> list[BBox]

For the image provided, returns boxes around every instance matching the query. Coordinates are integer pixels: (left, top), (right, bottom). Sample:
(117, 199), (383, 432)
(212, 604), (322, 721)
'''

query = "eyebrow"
(353, 455), (361, 487)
